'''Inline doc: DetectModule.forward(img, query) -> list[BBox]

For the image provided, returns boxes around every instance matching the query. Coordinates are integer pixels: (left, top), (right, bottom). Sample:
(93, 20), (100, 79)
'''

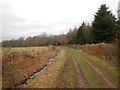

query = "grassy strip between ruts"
(78, 50), (118, 85)
(70, 48), (109, 88)
(55, 47), (77, 88)
(26, 47), (77, 88)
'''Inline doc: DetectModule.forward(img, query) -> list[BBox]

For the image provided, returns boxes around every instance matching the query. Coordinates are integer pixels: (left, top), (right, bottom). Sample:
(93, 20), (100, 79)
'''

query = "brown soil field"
(2, 46), (60, 88)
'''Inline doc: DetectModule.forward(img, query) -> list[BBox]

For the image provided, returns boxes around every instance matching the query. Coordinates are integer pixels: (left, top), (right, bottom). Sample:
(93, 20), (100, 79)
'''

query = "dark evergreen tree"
(76, 22), (85, 44)
(115, 19), (120, 40)
(88, 26), (94, 44)
(92, 4), (116, 43)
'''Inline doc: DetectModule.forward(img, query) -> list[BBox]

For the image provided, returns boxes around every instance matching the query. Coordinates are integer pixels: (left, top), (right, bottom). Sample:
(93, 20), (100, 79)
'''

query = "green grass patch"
(70, 48), (107, 88)
(61, 48), (77, 87)
(79, 50), (118, 84)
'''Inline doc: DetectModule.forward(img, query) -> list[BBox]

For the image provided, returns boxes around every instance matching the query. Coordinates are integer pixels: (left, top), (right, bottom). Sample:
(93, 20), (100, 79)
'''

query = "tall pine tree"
(92, 4), (116, 43)
(76, 22), (85, 44)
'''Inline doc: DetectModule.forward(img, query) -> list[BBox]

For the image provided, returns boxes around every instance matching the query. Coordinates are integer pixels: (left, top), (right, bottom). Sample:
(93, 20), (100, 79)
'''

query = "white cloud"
(1, 0), (119, 41)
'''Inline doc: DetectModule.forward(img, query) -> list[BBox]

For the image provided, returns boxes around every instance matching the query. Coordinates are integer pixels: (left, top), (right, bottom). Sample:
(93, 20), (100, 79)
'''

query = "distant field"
(2, 46), (60, 88)
(2, 46), (47, 52)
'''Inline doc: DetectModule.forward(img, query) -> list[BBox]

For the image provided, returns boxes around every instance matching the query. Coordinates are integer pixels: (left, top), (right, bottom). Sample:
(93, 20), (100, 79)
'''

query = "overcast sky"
(0, 0), (119, 41)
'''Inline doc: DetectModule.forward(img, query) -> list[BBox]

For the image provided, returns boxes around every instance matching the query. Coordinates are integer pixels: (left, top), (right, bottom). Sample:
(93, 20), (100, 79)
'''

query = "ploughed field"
(2, 46), (60, 88)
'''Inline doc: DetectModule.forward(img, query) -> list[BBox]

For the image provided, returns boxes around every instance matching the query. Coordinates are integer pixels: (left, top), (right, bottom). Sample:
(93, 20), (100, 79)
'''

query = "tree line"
(2, 4), (119, 47)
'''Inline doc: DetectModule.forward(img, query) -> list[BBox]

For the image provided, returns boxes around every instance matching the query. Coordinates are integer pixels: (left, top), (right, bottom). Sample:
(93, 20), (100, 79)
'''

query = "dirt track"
(69, 49), (88, 88)
(79, 54), (117, 88)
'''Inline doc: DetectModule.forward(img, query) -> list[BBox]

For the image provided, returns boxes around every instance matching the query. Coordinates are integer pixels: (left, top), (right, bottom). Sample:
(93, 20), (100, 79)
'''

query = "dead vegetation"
(2, 46), (60, 88)
(69, 43), (118, 65)
(26, 48), (77, 88)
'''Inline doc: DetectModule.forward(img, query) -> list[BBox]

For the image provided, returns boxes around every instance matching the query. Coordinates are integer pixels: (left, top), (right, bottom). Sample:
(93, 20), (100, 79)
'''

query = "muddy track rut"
(79, 53), (117, 88)
(69, 49), (88, 88)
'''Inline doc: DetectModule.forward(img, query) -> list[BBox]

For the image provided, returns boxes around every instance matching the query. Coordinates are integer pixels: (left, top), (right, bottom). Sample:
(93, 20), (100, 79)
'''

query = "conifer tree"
(76, 22), (85, 44)
(92, 4), (116, 43)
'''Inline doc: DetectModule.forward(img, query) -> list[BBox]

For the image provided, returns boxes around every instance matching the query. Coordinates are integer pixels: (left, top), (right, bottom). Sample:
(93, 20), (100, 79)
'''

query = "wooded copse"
(2, 4), (119, 47)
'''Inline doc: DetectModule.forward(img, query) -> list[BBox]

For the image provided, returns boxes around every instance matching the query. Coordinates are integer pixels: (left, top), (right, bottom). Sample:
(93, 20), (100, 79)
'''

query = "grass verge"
(71, 48), (109, 88)
(79, 50), (118, 85)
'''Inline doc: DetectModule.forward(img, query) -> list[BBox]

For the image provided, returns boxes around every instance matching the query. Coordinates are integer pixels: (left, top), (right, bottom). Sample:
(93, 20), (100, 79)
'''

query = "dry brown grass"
(69, 43), (118, 65)
(2, 46), (60, 88)
(26, 48), (77, 88)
